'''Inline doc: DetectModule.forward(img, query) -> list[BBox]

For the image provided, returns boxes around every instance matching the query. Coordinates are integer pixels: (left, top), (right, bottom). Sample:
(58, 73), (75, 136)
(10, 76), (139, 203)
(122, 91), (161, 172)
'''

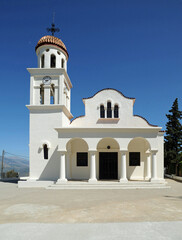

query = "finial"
(47, 13), (60, 36)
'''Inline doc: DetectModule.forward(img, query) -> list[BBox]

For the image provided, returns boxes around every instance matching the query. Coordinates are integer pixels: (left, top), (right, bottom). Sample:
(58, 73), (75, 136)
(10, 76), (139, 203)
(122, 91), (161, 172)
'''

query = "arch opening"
(41, 54), (44, 68)
(51, 54), (56, 68)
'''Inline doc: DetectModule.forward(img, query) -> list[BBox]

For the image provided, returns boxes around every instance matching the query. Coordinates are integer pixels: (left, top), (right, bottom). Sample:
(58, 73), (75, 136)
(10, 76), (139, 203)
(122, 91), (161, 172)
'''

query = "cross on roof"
(47, 23), (60, 36)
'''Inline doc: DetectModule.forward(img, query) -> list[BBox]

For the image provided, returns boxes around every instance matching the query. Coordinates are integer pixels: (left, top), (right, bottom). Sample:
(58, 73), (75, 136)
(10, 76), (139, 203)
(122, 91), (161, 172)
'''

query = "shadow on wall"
(39, 146), (60, 181)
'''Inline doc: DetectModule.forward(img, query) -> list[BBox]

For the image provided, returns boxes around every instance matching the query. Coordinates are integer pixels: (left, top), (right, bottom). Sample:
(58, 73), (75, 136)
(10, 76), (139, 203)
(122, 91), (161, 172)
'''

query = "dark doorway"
(99, 152), (118, 180)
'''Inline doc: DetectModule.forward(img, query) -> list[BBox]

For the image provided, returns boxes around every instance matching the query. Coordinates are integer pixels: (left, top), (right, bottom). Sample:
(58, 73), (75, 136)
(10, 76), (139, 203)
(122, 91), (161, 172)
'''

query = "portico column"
(150, 150), (158, 182)
(119, 151), (128, 183)
(145, 152), (151, 180)
(57, 151), (67, 183)
(89, 151), (97, 183)
(66, 151), (71, 180)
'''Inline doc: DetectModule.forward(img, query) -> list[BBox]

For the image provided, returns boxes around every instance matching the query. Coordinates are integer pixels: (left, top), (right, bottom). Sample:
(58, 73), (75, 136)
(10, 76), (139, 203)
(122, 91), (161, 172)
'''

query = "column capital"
(145, 150), (151, 156)
(151, 149), (158, 154)
(119, 150), (128, 154)
(43, 85), (51, 89)
(88, 150), (97, 154)
(57, 149), (67, 154)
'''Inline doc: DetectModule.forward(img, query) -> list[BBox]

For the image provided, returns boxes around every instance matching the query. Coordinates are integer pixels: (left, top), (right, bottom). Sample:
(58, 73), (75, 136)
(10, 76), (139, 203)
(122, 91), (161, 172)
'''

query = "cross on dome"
(47, 23), (60, 36)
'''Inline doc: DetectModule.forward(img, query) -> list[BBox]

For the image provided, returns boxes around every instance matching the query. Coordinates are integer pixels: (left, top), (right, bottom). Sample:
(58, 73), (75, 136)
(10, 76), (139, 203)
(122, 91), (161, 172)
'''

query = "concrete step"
(47, 182), (170, 190)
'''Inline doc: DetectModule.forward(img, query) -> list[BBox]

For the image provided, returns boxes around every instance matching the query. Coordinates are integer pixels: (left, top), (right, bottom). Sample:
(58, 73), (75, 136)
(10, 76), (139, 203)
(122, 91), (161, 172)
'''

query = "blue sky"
(0, 0), (182, 157)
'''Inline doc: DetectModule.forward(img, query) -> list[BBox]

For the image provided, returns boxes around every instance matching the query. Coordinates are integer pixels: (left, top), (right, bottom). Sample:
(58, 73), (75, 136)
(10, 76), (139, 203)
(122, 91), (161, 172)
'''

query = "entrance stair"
(47, 180), (170, 190)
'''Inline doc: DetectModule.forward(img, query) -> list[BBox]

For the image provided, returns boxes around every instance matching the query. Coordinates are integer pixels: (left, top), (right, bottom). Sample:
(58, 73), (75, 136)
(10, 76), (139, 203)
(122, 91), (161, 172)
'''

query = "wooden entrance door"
(99, 152), (118, 180)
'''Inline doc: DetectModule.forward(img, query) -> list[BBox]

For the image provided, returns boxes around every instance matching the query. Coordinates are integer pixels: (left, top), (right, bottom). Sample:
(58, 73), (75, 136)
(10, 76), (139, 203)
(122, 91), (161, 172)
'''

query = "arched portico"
(57, 135), (160, 183)
(66, 138), (89, 180)
(127, 137), (151, 180)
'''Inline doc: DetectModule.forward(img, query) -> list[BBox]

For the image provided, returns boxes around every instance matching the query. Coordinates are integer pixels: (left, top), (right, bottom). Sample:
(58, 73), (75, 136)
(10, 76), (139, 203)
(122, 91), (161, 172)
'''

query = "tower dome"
(35, 35), (69, 59)
(35, 35), (68, 70)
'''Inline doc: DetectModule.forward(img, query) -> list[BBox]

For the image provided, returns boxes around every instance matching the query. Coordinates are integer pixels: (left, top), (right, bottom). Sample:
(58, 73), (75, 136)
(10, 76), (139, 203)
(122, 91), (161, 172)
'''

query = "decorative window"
(46, 49), (49, 52)
(129, 152), (140, 166)
(61, 59), (65, 68)
(100, 105), (105, 118)
(107, 101), (112, 118)
(41, 54), (44, 68)
(77, 152), (88, 166)
(50, 84), (55, 104)
(114, 105), (119, 118)
(51, 54), (56, 68)
(40, 84), (44, 104)
(57, 51), (60, 55)
(43, 144), (48, 159)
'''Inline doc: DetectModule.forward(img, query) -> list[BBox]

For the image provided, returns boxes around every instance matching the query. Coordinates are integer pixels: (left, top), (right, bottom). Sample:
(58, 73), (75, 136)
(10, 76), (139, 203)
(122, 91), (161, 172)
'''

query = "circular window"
(46, 49), (49, 52)
(57, 51), (60, 55)
(107, 146), (111, 149)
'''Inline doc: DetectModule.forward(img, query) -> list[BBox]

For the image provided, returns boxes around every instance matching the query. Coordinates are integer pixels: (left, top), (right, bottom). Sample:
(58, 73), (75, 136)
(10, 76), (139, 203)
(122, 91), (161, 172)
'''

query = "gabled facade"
(19, 34), (166, 188)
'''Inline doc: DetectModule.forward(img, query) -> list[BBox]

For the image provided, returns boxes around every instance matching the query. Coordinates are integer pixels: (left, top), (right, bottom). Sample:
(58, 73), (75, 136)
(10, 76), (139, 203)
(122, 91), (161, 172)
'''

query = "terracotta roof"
(82, 88), (136, 104)
(35, 35), (69, 59)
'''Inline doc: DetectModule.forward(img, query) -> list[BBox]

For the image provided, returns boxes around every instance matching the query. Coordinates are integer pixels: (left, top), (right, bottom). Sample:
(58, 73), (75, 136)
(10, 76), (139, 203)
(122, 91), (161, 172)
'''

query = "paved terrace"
(0, 179), (181, 223)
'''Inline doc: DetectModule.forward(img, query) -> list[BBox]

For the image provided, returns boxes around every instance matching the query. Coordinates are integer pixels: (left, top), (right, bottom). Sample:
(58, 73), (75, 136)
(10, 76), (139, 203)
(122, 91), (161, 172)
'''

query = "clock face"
(43, 76), (51, 85)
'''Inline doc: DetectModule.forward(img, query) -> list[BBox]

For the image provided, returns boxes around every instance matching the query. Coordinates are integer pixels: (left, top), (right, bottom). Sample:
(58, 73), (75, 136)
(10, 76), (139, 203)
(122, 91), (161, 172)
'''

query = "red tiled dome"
(35, 35), (69, 59)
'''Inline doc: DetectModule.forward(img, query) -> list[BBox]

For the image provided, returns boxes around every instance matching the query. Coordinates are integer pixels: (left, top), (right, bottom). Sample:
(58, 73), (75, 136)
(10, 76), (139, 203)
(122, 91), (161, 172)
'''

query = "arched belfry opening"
(41, 54), (44, 68)
(100, 105), (105, 118)
(114, 104), (119, 118)
(51, 54), (56, 68)
(61, 59), (65, 68)
(107, 101), (112, 118)
(50, 84), (55, 104)
(40, 84), (44, 104)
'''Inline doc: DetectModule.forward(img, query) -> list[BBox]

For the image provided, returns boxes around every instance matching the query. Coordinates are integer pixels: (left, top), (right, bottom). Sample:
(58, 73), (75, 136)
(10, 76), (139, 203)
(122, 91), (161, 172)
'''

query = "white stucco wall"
(70, 89), (155, 128)
(36, 45), (67, 71)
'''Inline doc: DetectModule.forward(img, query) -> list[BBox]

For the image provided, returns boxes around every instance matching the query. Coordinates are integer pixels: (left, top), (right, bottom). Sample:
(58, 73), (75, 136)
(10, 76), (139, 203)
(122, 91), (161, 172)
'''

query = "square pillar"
(145, 152), (151, 180)
(119, 151), (128, 183)
(150, 150), (159, 183)
(57, 151), (67, 183)
(89, 151), (97, 183)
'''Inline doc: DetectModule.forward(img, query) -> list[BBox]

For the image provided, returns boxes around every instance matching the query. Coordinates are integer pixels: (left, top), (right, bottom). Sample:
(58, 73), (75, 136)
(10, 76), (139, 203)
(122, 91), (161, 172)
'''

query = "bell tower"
(27, 25), (73, 181)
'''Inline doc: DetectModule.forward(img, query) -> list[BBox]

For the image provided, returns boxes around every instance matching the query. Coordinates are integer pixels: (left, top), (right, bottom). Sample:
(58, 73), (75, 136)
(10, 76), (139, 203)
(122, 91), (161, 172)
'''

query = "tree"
(6, 170), (19, 178)
(165, 98), (182, 176)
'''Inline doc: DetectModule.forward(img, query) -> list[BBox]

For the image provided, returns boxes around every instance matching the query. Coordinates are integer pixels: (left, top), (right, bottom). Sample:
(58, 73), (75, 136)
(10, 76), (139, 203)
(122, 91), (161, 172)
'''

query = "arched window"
(100, 105), (105, 118)
(50, 84), (55, 104)
(51, 54), (56, 68)
(61, 59), (65, 68)
(114, 105), (119, 118)
(41, 54), (44, 68)
(43, 144), (48, 159)
(107, 101), (112, 118)
(40, 84), (44, 104)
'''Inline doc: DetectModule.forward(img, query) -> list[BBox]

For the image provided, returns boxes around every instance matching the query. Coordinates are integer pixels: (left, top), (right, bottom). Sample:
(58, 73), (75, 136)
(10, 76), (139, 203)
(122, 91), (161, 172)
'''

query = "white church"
(19, 30), (167, 189)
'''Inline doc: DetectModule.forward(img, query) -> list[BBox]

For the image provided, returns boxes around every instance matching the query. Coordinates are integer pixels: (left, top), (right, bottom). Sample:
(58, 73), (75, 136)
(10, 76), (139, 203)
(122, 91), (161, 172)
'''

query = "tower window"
(100, 105), (105, 118)
(61, 59), (65, 68)
(40, 84), (44, 104)
(51, 54), (56, 68)
(107, 101), (112, 118)
(41, 54), (44, 68)
(57, 51), (60, 55)
(114, 105), (119, 118)
(50, 84), (55, 104)
(43, 144), (48, 159)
